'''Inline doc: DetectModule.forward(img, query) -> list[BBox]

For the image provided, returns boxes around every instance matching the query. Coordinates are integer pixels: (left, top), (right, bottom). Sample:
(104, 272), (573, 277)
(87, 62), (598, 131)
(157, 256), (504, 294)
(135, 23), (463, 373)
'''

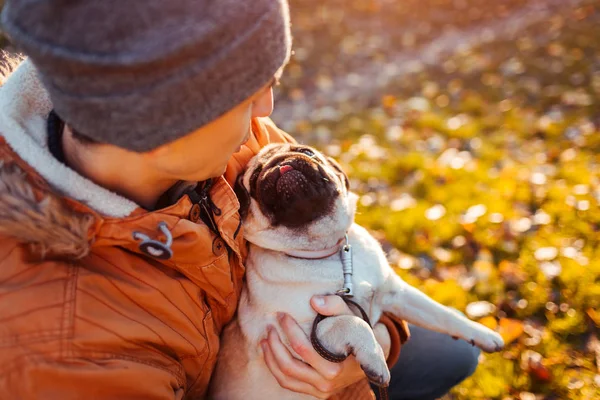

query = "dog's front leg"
(378, 274), (504, 353)
(314, 315), (390, 386)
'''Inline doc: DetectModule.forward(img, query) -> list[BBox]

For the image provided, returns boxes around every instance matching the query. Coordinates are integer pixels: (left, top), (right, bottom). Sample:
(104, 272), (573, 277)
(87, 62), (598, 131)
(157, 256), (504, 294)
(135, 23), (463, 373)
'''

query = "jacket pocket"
(198, 251), (235, 307)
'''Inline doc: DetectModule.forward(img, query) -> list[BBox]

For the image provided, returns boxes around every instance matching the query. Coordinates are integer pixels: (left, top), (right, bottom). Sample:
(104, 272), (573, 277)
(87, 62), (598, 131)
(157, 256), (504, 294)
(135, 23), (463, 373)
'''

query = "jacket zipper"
(186, 179), (236, 256)
(199, 188), (221, 234)
(191, 179), (223, 237)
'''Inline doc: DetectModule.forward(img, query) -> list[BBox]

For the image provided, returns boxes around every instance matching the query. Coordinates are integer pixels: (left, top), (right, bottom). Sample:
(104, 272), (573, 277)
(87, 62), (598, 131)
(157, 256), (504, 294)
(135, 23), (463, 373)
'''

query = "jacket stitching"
(77, 287), (170, 349)
(0, 277), (68, 300)
(151, 230), (228, 268)
(76, 315), (196, 368)
(177, 280), (205, 311)
(190, 253), (235, 303)
(0, 329), (63, 347)
(0, 245), (52, 281)
(60, 263), (78, 359)
(184, 310), (215, 395)
(1, 350), (186, 386)
(98, 270), (208, 348)
(90, 252), (205, 334)
(0, 302), (65, 325)
(83, 352), (187, 386)
(0, 347), (54, 377)
(165, 250), (227, 268)
(69, 264), (78, 341)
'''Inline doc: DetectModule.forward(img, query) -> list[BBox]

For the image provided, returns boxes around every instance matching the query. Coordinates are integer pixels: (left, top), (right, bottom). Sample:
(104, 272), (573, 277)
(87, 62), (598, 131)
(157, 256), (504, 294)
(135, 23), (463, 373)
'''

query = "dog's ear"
(234, 173), (251, 220)
(326, 156), (350, 190)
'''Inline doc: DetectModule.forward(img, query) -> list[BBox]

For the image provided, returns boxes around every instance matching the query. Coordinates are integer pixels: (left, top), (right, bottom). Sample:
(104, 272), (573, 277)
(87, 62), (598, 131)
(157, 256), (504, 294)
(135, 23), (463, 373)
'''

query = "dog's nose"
(279, 165), (294, 175)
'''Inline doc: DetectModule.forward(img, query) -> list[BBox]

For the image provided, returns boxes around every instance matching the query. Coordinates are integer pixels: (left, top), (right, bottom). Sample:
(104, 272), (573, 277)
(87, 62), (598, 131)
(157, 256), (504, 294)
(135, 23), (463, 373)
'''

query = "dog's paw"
(355, 339), (391, 387)
(360, 356), (391, 387)
(315, 315), (391, 386)
(469, 328), (505, 353)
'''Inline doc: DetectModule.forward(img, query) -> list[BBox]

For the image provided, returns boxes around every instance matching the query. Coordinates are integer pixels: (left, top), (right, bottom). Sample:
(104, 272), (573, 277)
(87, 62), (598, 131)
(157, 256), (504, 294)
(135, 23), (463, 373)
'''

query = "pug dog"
(209, 143), (504, 400)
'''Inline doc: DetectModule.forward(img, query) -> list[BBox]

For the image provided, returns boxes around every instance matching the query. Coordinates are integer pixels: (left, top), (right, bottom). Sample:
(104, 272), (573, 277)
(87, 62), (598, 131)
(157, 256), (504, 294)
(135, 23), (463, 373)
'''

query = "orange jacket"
(0, 61), (408, 400)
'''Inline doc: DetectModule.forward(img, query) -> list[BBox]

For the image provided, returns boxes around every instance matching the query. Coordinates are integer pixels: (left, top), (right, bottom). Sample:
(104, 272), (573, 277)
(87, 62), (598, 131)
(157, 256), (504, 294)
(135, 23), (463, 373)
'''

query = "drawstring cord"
(132, 179), (228, 260)
(132, 222), (174, 260)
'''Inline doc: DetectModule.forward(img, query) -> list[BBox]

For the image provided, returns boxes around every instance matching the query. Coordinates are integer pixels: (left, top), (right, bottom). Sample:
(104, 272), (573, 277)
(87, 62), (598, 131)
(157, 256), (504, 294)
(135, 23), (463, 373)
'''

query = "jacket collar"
(0, 58), (244, 264)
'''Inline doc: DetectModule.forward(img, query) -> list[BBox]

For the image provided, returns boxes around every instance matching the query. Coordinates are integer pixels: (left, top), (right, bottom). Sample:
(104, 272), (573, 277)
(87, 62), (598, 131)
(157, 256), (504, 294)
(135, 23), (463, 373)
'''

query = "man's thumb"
(310, 295), (353, 316)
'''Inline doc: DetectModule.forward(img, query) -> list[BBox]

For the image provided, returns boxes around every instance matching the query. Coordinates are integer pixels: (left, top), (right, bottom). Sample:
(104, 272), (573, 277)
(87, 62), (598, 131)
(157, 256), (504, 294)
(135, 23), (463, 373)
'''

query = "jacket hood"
(0, 57), (140, 218)
(0, 55), (143, 259)
(0, 159), (94, 259)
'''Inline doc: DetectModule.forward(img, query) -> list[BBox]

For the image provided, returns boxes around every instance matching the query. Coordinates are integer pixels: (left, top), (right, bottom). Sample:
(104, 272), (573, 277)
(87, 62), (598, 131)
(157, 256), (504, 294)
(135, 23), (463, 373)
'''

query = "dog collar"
(285, 234), (355, 297)
(285, 237), (346, 260)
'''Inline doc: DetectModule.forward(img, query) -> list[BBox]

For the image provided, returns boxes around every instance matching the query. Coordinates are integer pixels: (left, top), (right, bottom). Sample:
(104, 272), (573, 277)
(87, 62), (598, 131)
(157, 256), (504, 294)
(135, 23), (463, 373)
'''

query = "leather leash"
(310, 294), (389, 400)
(306, 234), (389, 400)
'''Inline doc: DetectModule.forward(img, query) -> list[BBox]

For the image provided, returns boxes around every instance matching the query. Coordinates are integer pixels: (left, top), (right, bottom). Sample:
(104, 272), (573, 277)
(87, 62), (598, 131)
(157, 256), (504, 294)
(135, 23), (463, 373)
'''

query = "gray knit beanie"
(1, 0), (292, 152)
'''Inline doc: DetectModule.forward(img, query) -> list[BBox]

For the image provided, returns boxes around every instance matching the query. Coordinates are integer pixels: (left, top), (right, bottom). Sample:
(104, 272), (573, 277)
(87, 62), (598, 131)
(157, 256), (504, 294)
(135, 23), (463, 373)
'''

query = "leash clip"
(338, 233), (353, 297)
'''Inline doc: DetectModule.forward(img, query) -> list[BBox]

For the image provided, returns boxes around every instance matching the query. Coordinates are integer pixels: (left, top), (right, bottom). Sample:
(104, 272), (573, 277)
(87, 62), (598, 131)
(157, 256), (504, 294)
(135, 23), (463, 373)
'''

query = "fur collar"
(0, 160), (94, 259)
(0, 55), (139, 258)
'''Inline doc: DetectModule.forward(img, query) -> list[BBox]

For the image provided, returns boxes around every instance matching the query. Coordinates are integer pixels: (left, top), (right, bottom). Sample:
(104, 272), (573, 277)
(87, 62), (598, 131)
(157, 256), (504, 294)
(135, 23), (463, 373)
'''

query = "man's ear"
(234, 174), (251, 220)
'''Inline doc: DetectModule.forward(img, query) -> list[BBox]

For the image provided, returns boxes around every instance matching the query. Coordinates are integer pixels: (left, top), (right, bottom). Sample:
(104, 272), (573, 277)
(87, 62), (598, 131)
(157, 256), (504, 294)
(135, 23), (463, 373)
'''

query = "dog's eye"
(249, 164), (263, 197)
(296, 148), (315, 157)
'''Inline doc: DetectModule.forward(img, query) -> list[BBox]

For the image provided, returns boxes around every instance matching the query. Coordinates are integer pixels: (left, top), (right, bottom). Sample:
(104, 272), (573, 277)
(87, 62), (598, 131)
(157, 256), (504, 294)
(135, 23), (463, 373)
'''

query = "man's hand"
(260, 295), (391, 399)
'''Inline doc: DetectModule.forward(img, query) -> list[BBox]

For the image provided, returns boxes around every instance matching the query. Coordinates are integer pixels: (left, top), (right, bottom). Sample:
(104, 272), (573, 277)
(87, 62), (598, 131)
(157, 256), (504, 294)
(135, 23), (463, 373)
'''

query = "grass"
(277, 1), (600, 399)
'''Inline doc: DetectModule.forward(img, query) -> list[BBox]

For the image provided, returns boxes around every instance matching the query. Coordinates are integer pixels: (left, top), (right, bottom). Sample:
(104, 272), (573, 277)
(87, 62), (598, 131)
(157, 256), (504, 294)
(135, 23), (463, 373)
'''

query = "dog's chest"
(240, 224), (390, 340)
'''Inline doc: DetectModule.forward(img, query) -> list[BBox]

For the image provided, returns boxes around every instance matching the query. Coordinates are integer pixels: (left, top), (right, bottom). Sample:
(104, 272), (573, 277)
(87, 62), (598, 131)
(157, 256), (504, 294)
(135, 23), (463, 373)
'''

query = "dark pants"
(373, 324), (481, 400)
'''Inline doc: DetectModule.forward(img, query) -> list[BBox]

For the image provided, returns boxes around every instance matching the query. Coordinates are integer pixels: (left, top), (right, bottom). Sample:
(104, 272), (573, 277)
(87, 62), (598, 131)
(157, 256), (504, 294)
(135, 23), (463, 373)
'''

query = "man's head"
(1, 0), (291, 155)
(138, 77), (277, 181)
(61, 76), (277, 185)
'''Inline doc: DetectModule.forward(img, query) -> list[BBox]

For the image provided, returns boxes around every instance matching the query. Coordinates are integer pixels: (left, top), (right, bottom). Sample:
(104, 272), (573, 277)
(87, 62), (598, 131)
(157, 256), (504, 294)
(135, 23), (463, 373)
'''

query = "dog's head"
(235, 143), (357, 252)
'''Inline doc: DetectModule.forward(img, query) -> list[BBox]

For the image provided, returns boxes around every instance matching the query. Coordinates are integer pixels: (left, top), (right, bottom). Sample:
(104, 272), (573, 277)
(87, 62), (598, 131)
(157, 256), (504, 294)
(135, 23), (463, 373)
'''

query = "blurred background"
(2, 0), (599, 399)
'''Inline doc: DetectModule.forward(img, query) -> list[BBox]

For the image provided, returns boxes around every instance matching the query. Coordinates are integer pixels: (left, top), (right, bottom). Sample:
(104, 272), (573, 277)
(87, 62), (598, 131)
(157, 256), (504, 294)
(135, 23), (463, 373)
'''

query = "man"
(0, 0), (480, 399)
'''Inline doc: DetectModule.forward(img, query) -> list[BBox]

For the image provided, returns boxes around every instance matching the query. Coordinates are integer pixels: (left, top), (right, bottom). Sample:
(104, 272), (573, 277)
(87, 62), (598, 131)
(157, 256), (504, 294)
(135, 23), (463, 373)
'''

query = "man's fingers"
(265, 326), (327, 388)
(310, 295), (354, 317)
(372, 323), (392, 360)
(277, 312), (343, 380)
(261, 339), (330, 399)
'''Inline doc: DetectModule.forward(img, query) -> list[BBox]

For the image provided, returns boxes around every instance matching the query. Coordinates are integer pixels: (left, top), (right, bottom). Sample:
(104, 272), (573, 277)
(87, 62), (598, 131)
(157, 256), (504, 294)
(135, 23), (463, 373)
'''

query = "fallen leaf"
(478, 316), (498, 330)
(587, 308), (600, 327)
(529, 362), (552, 382)
(498, 318), (525, 345)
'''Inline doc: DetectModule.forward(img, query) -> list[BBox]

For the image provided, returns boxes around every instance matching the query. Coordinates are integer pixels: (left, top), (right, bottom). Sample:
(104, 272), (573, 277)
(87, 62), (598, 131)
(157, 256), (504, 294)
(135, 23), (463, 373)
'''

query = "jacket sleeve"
(378, 312), (411, 368)
(255, 116), (297, 145)
(8, 357), (183, 400)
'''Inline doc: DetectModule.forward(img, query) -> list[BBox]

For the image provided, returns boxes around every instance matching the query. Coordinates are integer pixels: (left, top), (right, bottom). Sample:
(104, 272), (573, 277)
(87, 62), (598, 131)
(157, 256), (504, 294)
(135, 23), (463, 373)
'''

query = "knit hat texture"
(1, 0), (292, 151)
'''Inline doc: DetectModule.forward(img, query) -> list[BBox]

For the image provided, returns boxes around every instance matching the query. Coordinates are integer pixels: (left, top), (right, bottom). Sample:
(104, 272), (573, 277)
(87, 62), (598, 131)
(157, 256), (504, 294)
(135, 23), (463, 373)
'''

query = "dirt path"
(272, 0), (588, 125)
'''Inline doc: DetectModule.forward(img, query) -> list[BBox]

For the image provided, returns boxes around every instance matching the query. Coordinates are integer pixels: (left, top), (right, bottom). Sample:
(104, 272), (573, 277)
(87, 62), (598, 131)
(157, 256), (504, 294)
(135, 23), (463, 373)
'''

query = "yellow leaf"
(498, 318), (524, 345)
(382, 95), (397, 109)
(478, 316), (499, 330)
(586, 308), (600, 327)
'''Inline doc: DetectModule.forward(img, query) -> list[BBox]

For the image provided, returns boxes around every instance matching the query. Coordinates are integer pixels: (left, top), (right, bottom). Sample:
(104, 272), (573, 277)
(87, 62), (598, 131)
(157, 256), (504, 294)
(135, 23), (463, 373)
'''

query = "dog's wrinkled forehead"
(244, 143), (349, 192)
(247, 143), (324, 172)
